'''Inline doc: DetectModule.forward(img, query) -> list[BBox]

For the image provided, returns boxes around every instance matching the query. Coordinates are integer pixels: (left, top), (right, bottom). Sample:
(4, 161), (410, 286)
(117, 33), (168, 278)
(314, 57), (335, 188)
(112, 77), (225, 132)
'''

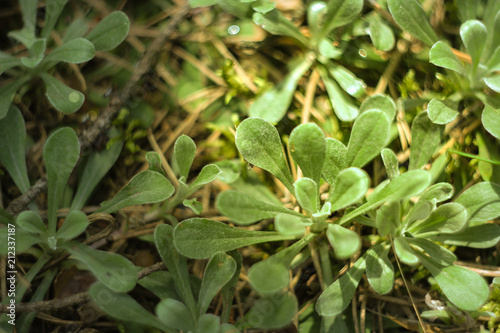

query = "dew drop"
(228, 25), (240, 35)
(358, 49), (367, 58)
(69, 92), (80, 103)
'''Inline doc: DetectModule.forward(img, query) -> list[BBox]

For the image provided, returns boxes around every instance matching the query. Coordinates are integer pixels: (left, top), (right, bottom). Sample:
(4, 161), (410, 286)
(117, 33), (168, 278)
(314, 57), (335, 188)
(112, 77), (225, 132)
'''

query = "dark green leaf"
(328, 167), (369, 211)
(56, 210), (88, 243)
(289, 123), (326, 184)
(138, 271), (179, 300)
(316, 257), (365, 316)
(387, 0), (438, 46)
(62, 18), (89, 43)
(482, 104), (500, 140)
(326, 224), (361, 259)
(322, 138), (347, 184)
(221, 250), (242, 323)
(217, 190), (303, 225)
(359, 94), (396, 121)
(97, 170), (174, 213)
(460, 20), (487, 70)
(198, 314), (222, 333)
(0, 52), (22, 75)
(236, 117), (294, 192)
(41, 0), (68, 39)
(41, 73), (84, 114)
(66, 242), (137, 293)
(156, 298), (195, 332)
(366, 244), (394, 294)
(294, 178), (319, 214)
(173, 135), (196, 180)
(17, 211), (46, 235)
(44, 38), (95, 64)
(454, 182), (500, 222)
(346, 110), (390, 168)
(21, 38), (46, 68)
(243, 292), (298, 329)
(86, 11), (130, 51)
(429, 42), (465, 75)
(174, 218), (295, 259)
(409, 111), (443, 170)
(0, 75), (28, 119)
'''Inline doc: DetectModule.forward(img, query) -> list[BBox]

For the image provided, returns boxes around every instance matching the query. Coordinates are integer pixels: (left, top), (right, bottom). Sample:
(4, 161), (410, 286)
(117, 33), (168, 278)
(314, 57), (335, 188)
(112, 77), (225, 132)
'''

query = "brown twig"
(5, 4), (190, 217)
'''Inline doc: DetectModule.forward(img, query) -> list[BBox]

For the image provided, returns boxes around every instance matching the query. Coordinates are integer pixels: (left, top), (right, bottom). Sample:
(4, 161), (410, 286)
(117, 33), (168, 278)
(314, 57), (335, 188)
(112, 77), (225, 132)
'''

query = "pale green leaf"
(56, 210), (89, 243)
(21, 38), (46, 68)
(243, 292), (298, 329)
(456, 0), (476, 22)
(252, 0), (277, 13)
(41, 0), (68, 39)
(326, 224), (361, 259)
(252, 10), (308, 45)
(173, 218), (295, 259)
(409, 111), (443, 170)
(294, 178), (319, 214)
(393, 237), (419, 266)
(66, 242), (137, 292)
(407, 237), (456, 266)
(387, 0), (438, 46)
(0, 77), (28, 119)
(321, 0), (363, 36)
(482, 104), (500, 140)
(216, 190), (303, 225)
(460, 20), (487, 70)
(359, 94), (396, 121)
(173, 134), (196, 180)
(328, 64), (365, 98)
(418, 182), (454, 204)
(17, 211), (46, 235)
(487, 46), (500, 71)
(308, 1), (327, 37)
(189, 164), (221, 190)
(346, 110), (390, 168)
(322, 138), (347, 184)
(381, 148), (399, 179)
(375, 201), (400, 237)
(221, 251), (242, 323)
(429, 41), (466, 75)
(86, 11), (130, 51)
(189, 0), (217, 7)
(289, 123), (326, 184)
(366, 244), (394, 294)
(275, 214), (307, 236)
(183, 198), (203, 214)
(318, 38), (343, 59)
(322, 71), (359, 121)
(409, 203), (467, 235)
(485, 74), (500, 93)
(236, 117), (294, 192)
(367, 14), (395, 52)
(328, 167), (369, 211)
(431, 224), (500, 249)
(97, 170), (174, 213)
(41, 73), (84, 114)
(198, 314), (221, 333)
(427, 99), (459, 125)
(454, 182), (500, 222)
(62, 19), (89, 43)
(0, 52), (22, 75)
(44, 38), (95, 64)
(156, 298), (195, 332)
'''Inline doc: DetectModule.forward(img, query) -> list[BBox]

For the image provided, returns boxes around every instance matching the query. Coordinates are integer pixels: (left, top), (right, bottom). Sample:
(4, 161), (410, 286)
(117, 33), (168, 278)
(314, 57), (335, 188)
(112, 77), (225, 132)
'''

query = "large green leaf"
(429, 42), (465, 75)
(316, 257), (365, 316)
(431, 224), (500, 249)
(89, 282), (172, 332)
(294, 178), (319, 214)
(216, 190), (303, 225)
(328, 167), (369, 211)
(198, 252), (236, 316)
(41, 73), (84, 114)
(289, 123), (326, 184)
(454, 182), (500, 222)
(322, 138), (347, 184)
(339, 170), (431, 225)
(409, 111), (443, 170)
(409, 203), (467, 235)
(156, 298), (195, 332)
(236, 117), (294, 192)
(407, 237), (456, 266)
(387, 0), (438, 46)
(44, 38), (95, 64)
(482, 104), (500, 140)
(173, 134), (196, 180)
(460, 20), (487, 71)
(346, 110), (390, 168)
(154, 224), (197, 315)
(366, 244), (394, 295)
(249, 57), (312, 123)
(71, 140), (123, 210)
(242, 292), (298, 329)
(0, 105), (30, 192)
(359, 94), (396, 121)
(86, 11), (130, 51)
(326, 224), (361, 259)
(427, 99), (459, 125)
(44, 127), (80, 234)
(321, 0), (363, 36)
(248, 235), (313, 294)
(174, 218), (295, 259)
(66, 242), (138, 293)
(97, 170), (174, 213)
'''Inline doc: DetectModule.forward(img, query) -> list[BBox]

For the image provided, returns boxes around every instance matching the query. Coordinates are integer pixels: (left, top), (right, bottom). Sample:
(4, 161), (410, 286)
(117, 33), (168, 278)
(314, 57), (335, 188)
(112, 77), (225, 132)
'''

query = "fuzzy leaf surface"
(409, 111), (443, 170)
(289, 123), (326, 184)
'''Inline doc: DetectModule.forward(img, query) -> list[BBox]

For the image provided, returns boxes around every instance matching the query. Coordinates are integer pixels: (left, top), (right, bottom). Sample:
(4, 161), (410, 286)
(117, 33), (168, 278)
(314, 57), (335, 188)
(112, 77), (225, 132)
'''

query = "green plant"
(0, 0), (129, 118)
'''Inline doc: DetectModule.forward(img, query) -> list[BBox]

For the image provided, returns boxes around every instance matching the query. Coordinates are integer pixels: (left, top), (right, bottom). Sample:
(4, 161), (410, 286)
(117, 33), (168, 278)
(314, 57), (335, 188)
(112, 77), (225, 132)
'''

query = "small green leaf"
(393, 237), (419, 266)
(56, 210), (89, 243)
(322, 138), (347, 184)
(216, 190), (303, 225)
(340, 170), (431, 225)
(156, 298), (195, 332)
(173, 135), (196, 180)
(17, 211), (46, 235)
(454, 182), (500, 223)
(183, 198), (203, 214)
(66, 242), (137, 293)
(387, 0), (438, 46)
(41, 0), (68, 39)
(97, 170), (174, 213)
(427, 99), (459, 125)
(189, 164), (221, 190)
(89, 282), (171, 332)
(409, 203), (467, 235)
(252, 10), (308, 45)
(21, 38), (46, 68)
(86, 11), (130, 52)
(44, 127), (80, 234)
(294, 178), (319, 214)
(485, 74), (500, 93)
(328, 167), (369, 211)
(174, 218), (296, 259)
(243, 292), (298, 329)
(0, 105), (30, 192)
(155, 224), (197, 315)
(41, 73), (84, 114)
(322, 70), (359, 121)
(482, 104), (500, 140)
(429, 41), (465, 75)
(236, 117), (294, 192)
(328, 64), (365, 98)
(308, 1), (327, 38)
(248, 235), (313, 294)
(321, 0), (363, 36)
(418, 182), (454, 204)
(145, 151), (164, 175)
(409, 111), (443, 170)
(460, 20), (487, 70)
(44, 38), (95, 64)
(346, 110), (390, 168)
(198, 252), (236, 316)
(189, 0), (217, 7)
(431, 224), (500, 249)
(359, 94), (396, 121)
(381, 148), (399, 179)
(275, 214), (307, 236)
(0, 76), (28, 119)
(316, 257), (365, 316)
(71, 140), (123, 210)
(249, 57), (312, 123)
(326, 224), (361, 259)
(407, 238), (456, 266)
(367, 14), (395, 52)
(289, 123), (326, 184)
(0, 52), (22, 75)
(252, 0), (276, 13)
(376, 201), (400, 237)
(318, 38), (343, 59)
(198, 314), (221, 333)
(366, 244), (394, 294)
